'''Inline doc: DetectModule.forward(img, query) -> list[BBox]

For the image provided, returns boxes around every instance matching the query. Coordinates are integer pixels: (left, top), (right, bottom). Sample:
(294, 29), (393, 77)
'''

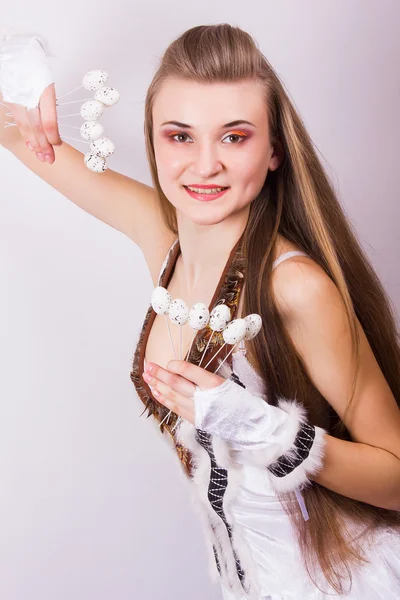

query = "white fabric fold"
(0, 32), (54, 109)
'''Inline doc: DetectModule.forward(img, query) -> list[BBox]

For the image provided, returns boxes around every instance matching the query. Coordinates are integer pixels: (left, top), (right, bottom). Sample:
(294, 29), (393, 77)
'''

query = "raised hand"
(3, 84), (62, 163)
(0, 32), (61, 161)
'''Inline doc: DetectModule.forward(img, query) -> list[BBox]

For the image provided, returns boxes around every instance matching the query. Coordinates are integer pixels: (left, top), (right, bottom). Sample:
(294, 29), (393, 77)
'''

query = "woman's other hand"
(142, 360), (226, 425)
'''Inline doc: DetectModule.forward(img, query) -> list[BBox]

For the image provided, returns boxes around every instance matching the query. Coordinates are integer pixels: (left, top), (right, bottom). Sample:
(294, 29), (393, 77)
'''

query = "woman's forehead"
(153, 78), (267, 128)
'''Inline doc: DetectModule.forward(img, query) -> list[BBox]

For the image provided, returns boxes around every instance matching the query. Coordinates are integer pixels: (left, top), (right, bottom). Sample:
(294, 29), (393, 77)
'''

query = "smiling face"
(152, 77), (281, 227)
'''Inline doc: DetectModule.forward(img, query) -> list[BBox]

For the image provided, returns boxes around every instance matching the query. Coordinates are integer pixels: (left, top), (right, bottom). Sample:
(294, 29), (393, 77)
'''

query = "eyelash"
(168, 132), (247, 144)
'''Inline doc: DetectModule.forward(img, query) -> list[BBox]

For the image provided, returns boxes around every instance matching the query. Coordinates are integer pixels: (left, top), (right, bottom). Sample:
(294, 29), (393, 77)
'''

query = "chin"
(184, 208), (233, 227)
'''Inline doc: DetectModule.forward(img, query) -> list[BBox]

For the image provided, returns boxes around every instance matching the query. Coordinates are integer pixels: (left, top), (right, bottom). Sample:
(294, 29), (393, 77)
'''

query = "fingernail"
(37, 153), (44, 162)
(45, 154), (52, 163)
(26, 141), (32, 151)
(146, 363), (154, 373)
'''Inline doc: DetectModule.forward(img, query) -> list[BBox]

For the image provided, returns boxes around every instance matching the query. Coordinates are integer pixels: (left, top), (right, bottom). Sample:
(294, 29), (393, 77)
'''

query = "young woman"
(1, 23), (400, 600)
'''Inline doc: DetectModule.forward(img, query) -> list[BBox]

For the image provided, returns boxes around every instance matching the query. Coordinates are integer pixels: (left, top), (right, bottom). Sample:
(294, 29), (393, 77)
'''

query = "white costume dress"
(135, 239), (400, 600)
(180, 340), (400, 599)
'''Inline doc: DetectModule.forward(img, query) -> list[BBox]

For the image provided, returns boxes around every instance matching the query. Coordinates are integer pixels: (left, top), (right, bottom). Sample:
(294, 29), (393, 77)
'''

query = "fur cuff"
(228, 397), (327, 493)
(194, 375), (327, 493)
(267, 422), (327, 493)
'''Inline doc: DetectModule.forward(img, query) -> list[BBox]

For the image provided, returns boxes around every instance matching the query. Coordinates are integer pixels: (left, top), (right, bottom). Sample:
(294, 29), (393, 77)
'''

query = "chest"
(144, 310), (196, 369)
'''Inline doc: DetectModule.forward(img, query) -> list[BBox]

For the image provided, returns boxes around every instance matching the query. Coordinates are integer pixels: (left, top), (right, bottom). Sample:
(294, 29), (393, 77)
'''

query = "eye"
(169, 132), (192, 143)
(222, 133), (247, 144)
(168, 132), (247, 144)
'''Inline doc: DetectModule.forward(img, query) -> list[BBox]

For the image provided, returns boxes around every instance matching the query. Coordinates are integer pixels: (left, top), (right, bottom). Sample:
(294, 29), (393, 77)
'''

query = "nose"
(191, 141), (223, 178)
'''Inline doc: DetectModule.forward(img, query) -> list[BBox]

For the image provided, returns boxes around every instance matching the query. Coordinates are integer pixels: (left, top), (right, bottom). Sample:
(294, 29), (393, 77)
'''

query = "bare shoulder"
(271, 236), (334, 319)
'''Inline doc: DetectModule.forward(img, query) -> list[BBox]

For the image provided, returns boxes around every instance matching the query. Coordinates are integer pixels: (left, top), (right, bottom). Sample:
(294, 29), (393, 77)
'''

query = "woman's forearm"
(310, 434), (400, 511)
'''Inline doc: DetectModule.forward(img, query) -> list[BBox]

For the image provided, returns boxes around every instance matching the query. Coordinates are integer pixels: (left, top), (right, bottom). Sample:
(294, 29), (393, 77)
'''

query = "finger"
(166, 359), (225, 390)
(39, 83), (62, 145)
(8, 103), (40, 152)
(153, 378), (193, 409)
(144, 363), (196, 397)
(28, 106), (54, 161)
(152, 387), (194, 423)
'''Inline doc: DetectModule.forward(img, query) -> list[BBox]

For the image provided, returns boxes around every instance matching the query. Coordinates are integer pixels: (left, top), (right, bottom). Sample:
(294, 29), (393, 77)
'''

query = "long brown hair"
(142, 24), (400, 594)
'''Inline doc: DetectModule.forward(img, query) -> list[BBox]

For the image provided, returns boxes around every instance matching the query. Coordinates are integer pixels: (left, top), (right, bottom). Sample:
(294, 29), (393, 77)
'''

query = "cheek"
(153, 145), (180, 195)
(154, 141), (183, 173)
(155, 155), (185, 198)
(234, 152), (269, 193)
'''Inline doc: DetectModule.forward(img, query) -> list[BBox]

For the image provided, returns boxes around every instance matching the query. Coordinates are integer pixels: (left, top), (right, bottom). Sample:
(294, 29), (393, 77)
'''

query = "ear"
(268, 140), (284, 171)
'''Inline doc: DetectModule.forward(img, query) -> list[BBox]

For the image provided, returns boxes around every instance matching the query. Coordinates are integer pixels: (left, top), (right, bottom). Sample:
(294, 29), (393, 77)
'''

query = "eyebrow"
(160, 119), (256, 129)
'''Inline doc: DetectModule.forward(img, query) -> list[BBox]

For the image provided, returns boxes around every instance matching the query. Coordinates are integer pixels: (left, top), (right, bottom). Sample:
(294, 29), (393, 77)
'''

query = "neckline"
(139, 232), (245, 391)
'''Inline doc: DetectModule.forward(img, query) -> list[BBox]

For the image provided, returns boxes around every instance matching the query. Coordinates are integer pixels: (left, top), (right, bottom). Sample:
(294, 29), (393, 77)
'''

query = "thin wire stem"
(56, 85), (83, 100)
(171, 416), (181, 432)
(159, 409), (172, 428)
(57, 113), (82, 119)
(184, 331), (196, 361)
(60, 135), (89, 144)
(165, 315), (176, 359)
(204, 343), (226, 370)
(198, 331), (214, 367)
(56, 98), (94, 106)
(214, 343), (237, 374)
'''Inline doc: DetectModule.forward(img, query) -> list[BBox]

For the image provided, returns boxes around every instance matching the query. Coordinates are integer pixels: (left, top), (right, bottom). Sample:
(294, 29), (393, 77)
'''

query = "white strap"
(157, 238), (179, 286)
(272, 250), (308, 271)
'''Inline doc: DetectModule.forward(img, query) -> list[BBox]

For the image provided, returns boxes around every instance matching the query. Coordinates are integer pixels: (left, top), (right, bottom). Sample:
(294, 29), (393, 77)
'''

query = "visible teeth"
(186, 186), (226, 194)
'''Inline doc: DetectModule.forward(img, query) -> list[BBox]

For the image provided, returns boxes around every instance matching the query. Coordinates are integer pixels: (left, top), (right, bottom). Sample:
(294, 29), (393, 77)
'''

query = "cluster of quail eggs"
(79, 70), (120, 173)
(150, 285), (262, 356)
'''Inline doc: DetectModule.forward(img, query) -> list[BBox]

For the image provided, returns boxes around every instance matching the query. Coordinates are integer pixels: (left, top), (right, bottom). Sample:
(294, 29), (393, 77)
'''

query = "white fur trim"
(212, 436), (263, 598)
(175, 419), (263, 599)
(174, 420), (221, 584)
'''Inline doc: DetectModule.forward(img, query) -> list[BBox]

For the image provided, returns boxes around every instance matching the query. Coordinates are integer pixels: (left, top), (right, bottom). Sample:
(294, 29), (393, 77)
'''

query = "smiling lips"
(185, 184), (229, 188)
(183, 185), (230, 201)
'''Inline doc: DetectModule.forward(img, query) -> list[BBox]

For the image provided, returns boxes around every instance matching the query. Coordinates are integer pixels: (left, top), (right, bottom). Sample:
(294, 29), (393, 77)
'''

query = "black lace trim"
(268, 422), (316, 478)
(194, 428), (248, 592)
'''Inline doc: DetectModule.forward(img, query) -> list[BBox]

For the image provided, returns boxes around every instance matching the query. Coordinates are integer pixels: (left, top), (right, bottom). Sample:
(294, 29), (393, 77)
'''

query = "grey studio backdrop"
(0, 2), (399, 599)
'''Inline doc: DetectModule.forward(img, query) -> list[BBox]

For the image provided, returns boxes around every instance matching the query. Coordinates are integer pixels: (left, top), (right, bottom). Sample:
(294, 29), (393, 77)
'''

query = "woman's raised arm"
(0, 92), (176, 283)
(0, 31), (176, 280)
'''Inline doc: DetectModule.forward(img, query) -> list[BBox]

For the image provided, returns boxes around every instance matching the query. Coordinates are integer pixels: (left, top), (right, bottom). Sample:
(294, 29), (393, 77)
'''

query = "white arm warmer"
(193, 376), (327, 493)
(0, 29), (54, 109)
